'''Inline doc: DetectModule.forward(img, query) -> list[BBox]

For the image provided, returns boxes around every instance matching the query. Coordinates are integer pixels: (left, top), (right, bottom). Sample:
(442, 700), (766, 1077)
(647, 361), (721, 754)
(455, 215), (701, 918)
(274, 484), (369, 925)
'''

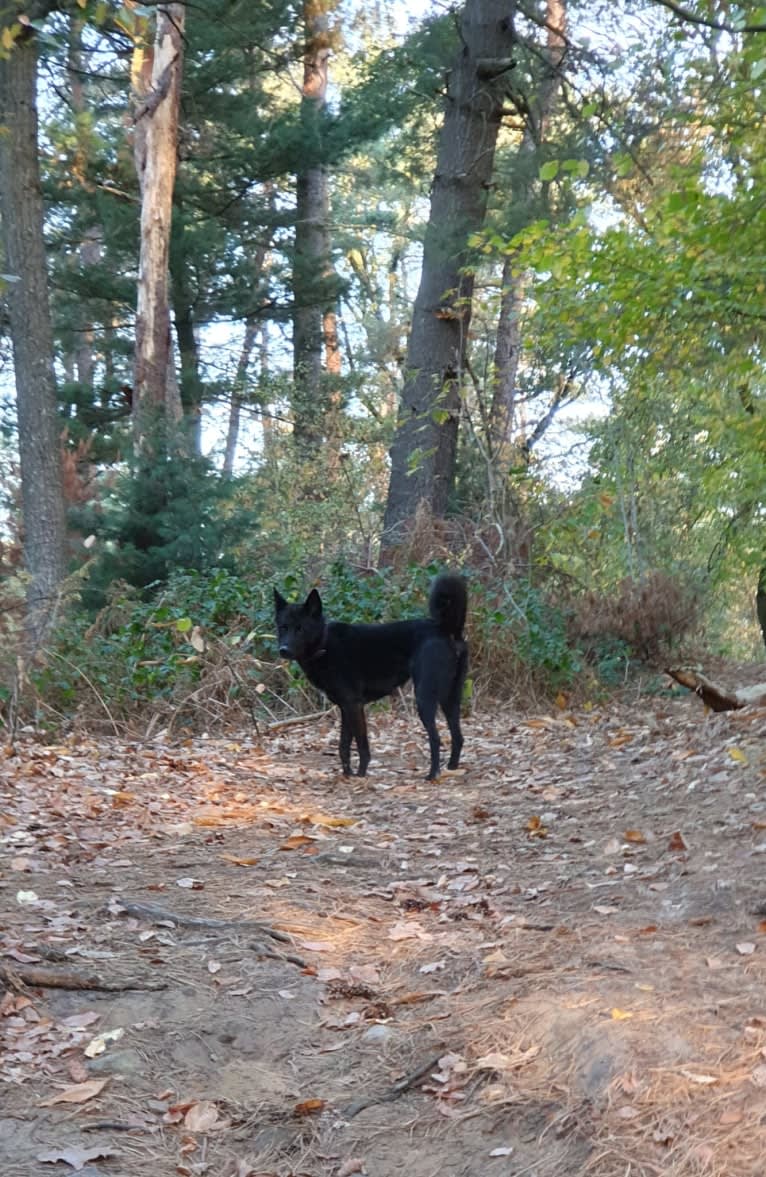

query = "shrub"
(572, 569), (701, 663)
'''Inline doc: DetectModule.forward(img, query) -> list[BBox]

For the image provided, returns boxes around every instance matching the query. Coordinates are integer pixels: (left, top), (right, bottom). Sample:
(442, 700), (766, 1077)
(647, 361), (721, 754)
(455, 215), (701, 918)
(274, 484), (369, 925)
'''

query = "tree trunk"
(291, 0), (341, 459)
(490, 0), (566, 455)
(67, 15), (101, 393)
(381, 0), (518, 550)
(131, 4), (185, 451)
(757, 565), (766, 650)
(171, 267), (203, 452)
(223, 321), (258, 476)
(0, 18), (66, 645)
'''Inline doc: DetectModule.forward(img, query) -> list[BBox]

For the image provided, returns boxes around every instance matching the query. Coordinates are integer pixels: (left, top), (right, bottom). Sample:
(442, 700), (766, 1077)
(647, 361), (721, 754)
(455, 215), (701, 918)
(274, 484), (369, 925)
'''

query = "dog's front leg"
(339, 707), (353, 776)
(348, 704), (370, 776)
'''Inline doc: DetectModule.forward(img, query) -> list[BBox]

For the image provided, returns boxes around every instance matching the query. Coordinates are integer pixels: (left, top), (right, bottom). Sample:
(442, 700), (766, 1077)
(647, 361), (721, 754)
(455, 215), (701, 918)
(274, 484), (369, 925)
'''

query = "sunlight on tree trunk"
(382, 0), (518, 554)
(131, 3), (185, 451)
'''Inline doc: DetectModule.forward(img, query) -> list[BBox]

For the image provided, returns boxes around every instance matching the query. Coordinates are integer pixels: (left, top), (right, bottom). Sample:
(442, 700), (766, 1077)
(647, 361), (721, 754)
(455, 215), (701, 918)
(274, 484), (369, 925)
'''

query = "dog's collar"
(307, 623), (329, 661)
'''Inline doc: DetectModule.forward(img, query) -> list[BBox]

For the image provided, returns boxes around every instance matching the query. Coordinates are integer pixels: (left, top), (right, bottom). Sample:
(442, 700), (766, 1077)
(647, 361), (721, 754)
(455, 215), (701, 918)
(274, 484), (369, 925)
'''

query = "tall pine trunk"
(131, 4), (185, 451)
(0, 19), (66, 644)
(291, 0), (341, 460)
(382, 0), (517, 550)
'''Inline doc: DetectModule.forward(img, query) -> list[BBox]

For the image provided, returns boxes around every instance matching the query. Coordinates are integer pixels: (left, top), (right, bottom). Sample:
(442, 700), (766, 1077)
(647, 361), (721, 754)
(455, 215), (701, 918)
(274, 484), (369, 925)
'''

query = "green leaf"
(175, 617), (193, 633)
(539, 160), (560, 182)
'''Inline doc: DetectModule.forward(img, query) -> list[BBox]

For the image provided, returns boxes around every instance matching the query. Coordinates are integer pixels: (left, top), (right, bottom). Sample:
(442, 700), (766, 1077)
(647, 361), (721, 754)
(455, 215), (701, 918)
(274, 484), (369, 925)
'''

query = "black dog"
(273, 574), (468, 779)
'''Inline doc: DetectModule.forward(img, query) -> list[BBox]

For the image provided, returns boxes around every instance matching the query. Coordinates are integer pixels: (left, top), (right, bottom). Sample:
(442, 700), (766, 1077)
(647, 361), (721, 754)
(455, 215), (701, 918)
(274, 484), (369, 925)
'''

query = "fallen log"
(666, 667), (766, 712)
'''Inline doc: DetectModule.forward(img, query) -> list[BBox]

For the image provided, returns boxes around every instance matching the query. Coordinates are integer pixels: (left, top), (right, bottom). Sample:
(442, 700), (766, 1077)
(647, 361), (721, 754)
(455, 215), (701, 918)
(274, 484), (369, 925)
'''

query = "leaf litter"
(2, 685), (766, 1174)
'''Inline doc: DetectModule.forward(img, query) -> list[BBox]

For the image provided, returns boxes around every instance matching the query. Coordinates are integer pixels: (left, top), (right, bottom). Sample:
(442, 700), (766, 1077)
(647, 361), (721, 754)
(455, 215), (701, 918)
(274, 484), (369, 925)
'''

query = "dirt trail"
(2, 683), (766, 1177)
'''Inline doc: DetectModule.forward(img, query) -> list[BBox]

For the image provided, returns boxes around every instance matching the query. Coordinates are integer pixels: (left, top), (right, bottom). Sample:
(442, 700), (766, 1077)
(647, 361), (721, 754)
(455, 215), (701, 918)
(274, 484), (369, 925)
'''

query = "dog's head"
(273, 587), (325, 663)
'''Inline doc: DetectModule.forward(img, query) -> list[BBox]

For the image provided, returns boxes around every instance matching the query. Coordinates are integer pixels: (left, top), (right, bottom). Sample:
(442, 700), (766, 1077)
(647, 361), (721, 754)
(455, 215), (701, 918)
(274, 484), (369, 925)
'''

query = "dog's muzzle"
(279, 645), (291, 658)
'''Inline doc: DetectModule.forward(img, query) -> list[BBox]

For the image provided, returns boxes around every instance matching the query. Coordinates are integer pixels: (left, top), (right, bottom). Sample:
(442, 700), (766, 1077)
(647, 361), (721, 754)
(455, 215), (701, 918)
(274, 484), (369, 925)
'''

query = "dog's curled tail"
(429, 573), (467, 638)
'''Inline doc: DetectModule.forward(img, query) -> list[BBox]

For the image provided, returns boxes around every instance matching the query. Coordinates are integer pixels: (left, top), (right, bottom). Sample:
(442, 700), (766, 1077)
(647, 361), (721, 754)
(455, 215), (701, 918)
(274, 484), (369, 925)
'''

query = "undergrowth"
(0, 563), (700, 736)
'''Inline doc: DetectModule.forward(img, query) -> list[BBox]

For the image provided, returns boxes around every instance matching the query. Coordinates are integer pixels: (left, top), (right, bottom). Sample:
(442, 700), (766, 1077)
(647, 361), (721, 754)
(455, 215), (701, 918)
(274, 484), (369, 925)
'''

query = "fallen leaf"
(420, 960), (446, 974)
(221, 853), (260, 867)
(489, 1146), (514, 1156)
(719, 1108), (743, 1125)
(593, 905), (619, 915)
(476, 1052), (514, 1071)
(279, 834), (317, 851)
(681, 1070), (717, 1085)
(348, 964), (381, 984)
(388, 920), (431, 942)
(58, 1010), (100, 1029)
(304, 813), (357, 828)
(184, 1100), (224, 1132)
(727, 747), (748, 765)
(667, 831), (687, 852)
(294, 1098), (325, 1116)
(623, 829), (646, 844)
(337, 1160), (365, 1177)
(611, 1008), (634, 1020)
(37, 1146), (117, 1170)
(39, 1078), (109, 1106)
(84, 1027), (124, 1058)
(736, 942), (756, 956)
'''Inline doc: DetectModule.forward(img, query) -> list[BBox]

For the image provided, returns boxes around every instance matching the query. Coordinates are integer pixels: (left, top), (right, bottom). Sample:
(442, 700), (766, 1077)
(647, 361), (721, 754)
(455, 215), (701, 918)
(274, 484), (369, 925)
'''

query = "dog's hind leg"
(415, 693), (441, 780)
(348, 704), (371, 776)
(444, 644), (468, 770)
(443, 698), (463, 769)
(339, 708), (353, 776)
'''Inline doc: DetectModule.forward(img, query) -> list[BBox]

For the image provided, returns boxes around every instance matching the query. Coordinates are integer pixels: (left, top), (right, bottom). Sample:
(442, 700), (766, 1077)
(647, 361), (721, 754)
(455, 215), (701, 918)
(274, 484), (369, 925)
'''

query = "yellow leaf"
(623, 829), (646, 844)
(611, 1008), (634, 1020)
(727, 747), (748, 765)
(221, 853), (260, 867)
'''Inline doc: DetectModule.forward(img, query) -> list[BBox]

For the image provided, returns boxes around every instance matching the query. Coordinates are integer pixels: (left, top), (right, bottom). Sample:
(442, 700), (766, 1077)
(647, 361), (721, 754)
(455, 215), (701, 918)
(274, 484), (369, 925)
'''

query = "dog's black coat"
(273, 574), (468, 779)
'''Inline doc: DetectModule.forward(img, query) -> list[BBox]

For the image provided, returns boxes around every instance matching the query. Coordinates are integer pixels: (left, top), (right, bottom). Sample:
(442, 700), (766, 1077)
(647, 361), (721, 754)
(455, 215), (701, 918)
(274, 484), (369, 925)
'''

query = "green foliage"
(72, 445), (251, 610)
(470, 579), (582, 694)
(25, 561), (629, 732)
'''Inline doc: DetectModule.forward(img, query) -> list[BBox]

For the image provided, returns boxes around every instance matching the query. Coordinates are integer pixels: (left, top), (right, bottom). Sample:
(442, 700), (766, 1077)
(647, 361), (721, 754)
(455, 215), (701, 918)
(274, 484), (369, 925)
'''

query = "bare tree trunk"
(131, 4), (185, 451)
(490, 0), (566, 454)
(381, 0), (518, 551)
(171, 266), (203, 452)
(0, 17), (66, 645)
(67, 15), (102, 393)
(292, 0), (341, 458)
(223, 321), (258, 476)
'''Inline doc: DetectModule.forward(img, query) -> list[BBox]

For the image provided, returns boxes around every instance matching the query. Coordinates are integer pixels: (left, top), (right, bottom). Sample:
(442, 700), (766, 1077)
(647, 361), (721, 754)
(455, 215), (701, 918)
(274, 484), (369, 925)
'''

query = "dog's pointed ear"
(273, 587), (287, 612)
(304, 587), (323, 617)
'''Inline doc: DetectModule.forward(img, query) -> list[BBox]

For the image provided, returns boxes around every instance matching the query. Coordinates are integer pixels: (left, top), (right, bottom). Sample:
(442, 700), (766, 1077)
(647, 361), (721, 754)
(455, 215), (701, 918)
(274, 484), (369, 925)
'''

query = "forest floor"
(2, 668), (766, 1177)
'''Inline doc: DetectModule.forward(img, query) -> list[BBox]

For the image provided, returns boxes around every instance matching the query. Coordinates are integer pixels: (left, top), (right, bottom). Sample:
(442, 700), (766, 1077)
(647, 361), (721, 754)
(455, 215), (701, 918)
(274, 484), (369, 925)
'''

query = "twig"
(0, 963), (167, 992)
(248, 941), (307, 970)
(112, 898), (293, 945)
(341, 1051), (444, 1119)
(267, 708), (333, 733)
